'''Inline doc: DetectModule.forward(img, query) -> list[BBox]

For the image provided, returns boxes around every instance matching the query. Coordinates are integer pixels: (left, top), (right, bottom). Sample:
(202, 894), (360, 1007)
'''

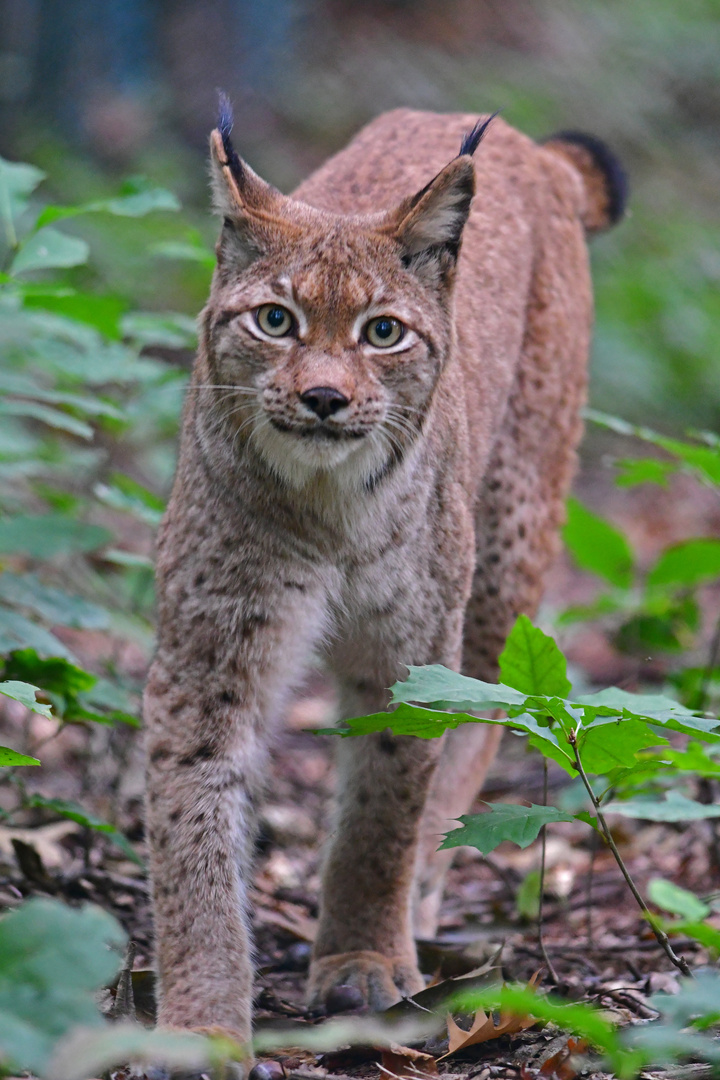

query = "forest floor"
(1, 460), (720, 1080)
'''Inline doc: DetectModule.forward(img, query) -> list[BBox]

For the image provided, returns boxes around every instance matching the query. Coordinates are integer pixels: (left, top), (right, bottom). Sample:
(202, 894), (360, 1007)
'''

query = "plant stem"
(568, 728), (693, 978)
(538, 756), (560, 984)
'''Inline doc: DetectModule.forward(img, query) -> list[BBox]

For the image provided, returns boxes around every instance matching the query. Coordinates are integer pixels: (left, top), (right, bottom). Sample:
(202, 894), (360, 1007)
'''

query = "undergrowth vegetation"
(0, 152), (719, 1078)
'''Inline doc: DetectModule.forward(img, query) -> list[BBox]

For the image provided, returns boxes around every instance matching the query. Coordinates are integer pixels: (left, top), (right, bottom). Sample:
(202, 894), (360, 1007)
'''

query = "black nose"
(299, 386), (349, 420)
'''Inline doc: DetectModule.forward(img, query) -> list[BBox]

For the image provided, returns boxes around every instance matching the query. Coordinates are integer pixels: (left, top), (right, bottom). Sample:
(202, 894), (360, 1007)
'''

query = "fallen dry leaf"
(539, 1037), (589, 1080)
(253, 893), (317, 942)
(441, 1006), (536, 1058)
(380, 1043), (439, 1079)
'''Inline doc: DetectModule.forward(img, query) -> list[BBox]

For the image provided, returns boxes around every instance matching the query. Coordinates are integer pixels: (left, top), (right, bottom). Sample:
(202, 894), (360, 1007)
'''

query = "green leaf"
(615, 457), (676, 488)
(605, 791), (720, 822)
(648, 878), (710, 920)
(515, 868), (541, 920)
(4, 651), (96, 697)
(0, 572), (109, 630)
(0, 679), (53, 718)
(10, 227), (89, 275)
(0, 514), (111, 558)
(151, 237), (216, 268)
(21, 288), (126, 338)
(0, 610), (76, 660)
(586, 411), (720, 488)
(94, 473), (164, 526)
(26, 795), (142, 865)
(0, 156), (45, 244)
(391, 664), (527, 710)
(577, 717), (668, 774)
(440, 803), (575, 855)
(648, 538), (720, 589)
(0, 898), (125, 1074)
(0, 746), (40, 766)
(48, 1023), (221, 1080)
(35, 186), (180, 229)
(120, 311), (198, 349)
(0, 398), (94, 439)
(562, 496), (634, 589)
(499, 614), (571, 696)
(336, 702), (478, 740)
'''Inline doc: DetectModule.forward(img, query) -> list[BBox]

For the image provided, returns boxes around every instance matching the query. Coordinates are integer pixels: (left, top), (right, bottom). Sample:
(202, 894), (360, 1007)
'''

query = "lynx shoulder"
(144, 100), (625, 1049)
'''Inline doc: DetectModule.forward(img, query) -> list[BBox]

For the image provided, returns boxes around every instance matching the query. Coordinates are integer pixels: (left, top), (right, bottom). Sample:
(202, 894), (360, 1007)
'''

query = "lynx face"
(201, 124), (480, 488)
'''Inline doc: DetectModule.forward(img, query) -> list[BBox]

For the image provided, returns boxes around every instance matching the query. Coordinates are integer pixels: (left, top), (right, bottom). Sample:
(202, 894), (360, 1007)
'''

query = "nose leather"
(299, 386), (350, 420)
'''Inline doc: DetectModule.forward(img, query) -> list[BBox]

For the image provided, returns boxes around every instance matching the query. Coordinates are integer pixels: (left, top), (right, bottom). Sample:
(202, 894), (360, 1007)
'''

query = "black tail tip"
(548, 130), (628, 228)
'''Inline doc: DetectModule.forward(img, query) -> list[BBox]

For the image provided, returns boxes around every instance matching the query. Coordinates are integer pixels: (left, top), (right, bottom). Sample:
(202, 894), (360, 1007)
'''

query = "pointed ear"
(209, 101), (287, 270)
(392, 156), (476, 285)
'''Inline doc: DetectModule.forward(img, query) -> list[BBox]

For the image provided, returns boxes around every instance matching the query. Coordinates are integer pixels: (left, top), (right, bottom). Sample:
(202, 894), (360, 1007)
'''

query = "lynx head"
(200, 97), (493, 491)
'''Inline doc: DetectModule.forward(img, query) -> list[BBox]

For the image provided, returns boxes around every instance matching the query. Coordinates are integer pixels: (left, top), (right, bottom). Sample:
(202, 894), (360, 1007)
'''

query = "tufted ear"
(209, 95), (290, 270)
(389, 113), (497, 287)
(392, 157), (476, 285)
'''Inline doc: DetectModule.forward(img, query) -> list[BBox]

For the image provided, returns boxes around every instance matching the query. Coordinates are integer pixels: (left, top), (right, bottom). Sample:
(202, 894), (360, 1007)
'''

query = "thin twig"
(567, 728), (693, 978)
(537, 756), (560, 984)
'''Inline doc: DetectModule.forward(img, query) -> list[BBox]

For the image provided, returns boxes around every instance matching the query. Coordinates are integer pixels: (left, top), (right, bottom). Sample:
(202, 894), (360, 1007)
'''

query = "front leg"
(145, 572), (327, 1044)
(309, 693), (442, 1009)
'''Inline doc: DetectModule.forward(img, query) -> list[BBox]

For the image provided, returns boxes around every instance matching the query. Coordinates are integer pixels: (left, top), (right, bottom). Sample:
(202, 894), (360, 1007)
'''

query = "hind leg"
(413, 213), (591, 936)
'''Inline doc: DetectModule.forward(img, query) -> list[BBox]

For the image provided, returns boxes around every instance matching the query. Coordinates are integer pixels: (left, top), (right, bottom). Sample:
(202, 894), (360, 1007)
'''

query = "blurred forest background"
(2, 0), (720, 432)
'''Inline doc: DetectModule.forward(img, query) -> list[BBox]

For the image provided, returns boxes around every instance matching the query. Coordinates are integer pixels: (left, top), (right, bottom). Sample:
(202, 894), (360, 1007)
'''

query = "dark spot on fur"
(219, 689), (238, 706)
(194, 572), (206, 587)
(518, 523), (526, 539)
(150, 746), (172, 764)
(169, 810), (181, 823)
(178, 743), (216, 766)
(379, 732), (398, 755)
(284, 580), (307, 591)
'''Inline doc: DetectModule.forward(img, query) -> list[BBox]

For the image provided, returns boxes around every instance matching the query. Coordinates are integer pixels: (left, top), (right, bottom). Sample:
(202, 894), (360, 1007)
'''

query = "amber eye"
(364, 316), (404, 348)
(255, 304), (294, 337)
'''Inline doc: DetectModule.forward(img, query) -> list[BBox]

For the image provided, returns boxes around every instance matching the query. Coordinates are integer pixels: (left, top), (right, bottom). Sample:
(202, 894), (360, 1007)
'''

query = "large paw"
(307, 950), (425, 1012)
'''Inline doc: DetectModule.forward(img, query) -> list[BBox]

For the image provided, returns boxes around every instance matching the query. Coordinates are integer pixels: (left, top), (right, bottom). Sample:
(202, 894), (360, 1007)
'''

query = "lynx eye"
(364, 315), (404, 349)
(255, 304), (294, 337)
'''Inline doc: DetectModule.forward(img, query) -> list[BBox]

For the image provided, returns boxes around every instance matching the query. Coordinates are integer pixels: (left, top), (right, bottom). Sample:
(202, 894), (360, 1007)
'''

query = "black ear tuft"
(458, 110), (500, 157)
(547, 130), (628, 227)
(217, 91), (244, 186)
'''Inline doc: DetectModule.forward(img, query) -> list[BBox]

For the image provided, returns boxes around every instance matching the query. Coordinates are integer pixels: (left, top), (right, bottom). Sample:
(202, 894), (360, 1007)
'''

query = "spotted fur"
(144, 105), (625, 1049)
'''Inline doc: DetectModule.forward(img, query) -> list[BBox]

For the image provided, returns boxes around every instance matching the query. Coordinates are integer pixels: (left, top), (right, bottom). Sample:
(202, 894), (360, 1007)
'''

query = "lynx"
(144, 98), (625, 1047)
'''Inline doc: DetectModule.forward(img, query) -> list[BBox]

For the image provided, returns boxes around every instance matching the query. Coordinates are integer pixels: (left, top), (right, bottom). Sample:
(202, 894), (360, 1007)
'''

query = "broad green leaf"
(151, 237), (216, 268)
(48, 1023), (220, 1080)
(0, 514), (111, 557)
(577, 717), (668, 774)
(604, 791), (720, 822)
(0, 371), (124, 420)
(27, 795), (141, 865)
(0, 572), (109, 630)
(499, 614), (571, 696)
(615, 457), (676, 488)
(667, 920), (720, 951)
(0, 746), (40, 766)
(4, 651), (96, 697)
(120, 311), (198, 349)
(0, 611), (76, 660)
(664, 741), (720, 778)
(515, 868), (541, 919)
(0, 399), (93, 439)
(21, 288), (126, 338)
(575, 686), (695, 720)
(586, 411), (720, 488)
(337, 702), (478, 740)
(391, 664), (526, 710)
(648, 538), (720, 589)
(440, 803), (575, 854)
(562, 496), (634, 589)
(10, 227), (89, 276)
(557, 593), (625, 626)
(0, 898), (125, 1074)
(648, 878), (710, 920)
(35, 186), (180, 228)
(0, 156), (45, 244)
(94, 474), (164, 526)
(0, 679), (52, 718)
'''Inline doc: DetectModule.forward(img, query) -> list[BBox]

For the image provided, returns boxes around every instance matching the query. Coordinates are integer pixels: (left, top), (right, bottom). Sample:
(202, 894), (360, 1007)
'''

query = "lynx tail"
(544, 130), (628, 234)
